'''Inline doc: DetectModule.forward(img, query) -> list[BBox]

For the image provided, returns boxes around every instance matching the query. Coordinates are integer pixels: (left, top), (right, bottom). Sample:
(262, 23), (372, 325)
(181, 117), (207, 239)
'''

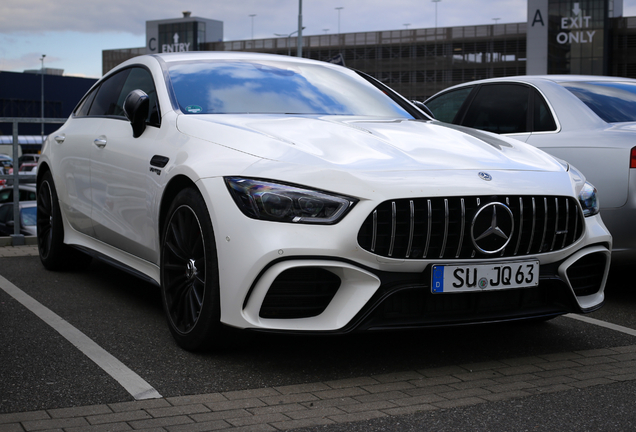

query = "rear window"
(560, 81), (636, 123)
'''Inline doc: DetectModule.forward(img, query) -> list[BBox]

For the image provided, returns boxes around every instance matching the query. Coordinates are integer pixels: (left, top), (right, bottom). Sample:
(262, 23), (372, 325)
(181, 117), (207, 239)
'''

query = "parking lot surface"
(1, 245), (636, 431)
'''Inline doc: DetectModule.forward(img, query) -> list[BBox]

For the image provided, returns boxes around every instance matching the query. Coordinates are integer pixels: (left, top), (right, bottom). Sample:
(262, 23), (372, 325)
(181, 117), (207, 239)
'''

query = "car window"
(462, 84), (530, 134)
(117, 67), (161, 126)
(560, 81), (636, 123)
(75, 87), (99, 117)
(425, 87), (474, 123)
(19, 189), (36, 201)
(0, 204), (12, 223)
(167, 61), (414, 118)
(533, 89), (557, 132)
(21, 207), (36, 227)
(0, 189), (11, 203)
(89, 69), (132, 117)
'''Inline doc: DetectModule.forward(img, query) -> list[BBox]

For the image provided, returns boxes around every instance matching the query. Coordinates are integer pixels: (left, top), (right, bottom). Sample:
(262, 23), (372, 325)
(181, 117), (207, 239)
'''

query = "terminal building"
(103, 0), (636, 101)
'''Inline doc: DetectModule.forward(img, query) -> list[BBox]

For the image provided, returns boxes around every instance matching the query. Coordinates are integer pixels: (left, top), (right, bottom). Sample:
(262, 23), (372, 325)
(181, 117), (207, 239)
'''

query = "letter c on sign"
(148, 38), (157, 52)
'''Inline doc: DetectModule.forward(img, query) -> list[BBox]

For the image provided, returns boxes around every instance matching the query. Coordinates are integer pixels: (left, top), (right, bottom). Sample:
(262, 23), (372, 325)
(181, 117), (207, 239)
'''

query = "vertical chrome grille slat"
(406, 200), (414, 258)
(439, 199), (449, 259)
(388, 201), (397, 257)
(562, 199), (570, 249)
(423, 199), (432, 258)
(455, 198), (465, 258)
(550, 197), (559, 251)
(514, 197), (523, 256)
(527, 197), (536, 255)
(538, 197), (548, 253)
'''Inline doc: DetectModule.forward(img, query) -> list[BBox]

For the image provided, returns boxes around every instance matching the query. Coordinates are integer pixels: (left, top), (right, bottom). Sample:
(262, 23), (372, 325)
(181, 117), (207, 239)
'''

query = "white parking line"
(565, 313), (636, 337)
(0, 274), (162, 400)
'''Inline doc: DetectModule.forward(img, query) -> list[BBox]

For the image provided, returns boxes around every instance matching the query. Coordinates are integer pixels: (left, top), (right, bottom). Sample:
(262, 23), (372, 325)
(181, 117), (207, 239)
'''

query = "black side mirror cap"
(123, 90), (150, 138)
(411, 100), (435, 119)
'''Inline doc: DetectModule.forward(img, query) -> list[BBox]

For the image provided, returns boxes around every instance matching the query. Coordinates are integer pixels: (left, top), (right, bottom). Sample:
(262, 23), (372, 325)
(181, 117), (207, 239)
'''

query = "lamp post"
(335, 7), (344, 35)
(297, 0), (303, 57)
(249, 14), (256, 39)
(432, 0), (441, 29)
(40, 54), (45, 144)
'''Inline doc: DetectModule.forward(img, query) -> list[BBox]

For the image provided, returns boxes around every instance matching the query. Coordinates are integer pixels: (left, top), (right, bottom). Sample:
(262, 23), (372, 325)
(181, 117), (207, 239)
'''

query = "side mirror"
(123, 90), (150, 138)
(411, 100), (435, 119)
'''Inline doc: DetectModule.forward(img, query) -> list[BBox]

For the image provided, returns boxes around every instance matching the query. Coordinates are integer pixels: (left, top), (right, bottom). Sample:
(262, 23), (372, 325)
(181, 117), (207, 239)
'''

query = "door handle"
(54, 135), (65, 144)
(94, 138), (107, 148)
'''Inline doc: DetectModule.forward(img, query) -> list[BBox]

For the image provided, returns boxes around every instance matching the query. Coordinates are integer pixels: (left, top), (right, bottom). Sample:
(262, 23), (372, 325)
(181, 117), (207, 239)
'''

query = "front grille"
(357, 195), (584, 260)
(566, 252), (607, 296)
(259, 267), (341, 319)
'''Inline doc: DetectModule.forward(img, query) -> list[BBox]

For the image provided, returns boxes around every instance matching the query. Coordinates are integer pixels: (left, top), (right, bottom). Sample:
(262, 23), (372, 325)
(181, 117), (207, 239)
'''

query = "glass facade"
(204, 24), (527, 101)
(158, 22), (205, 53)
(548, 0), (608, 74)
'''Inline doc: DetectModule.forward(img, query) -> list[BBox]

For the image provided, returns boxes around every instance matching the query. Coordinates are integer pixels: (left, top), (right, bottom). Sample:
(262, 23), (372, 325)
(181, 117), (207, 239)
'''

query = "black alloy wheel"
(37, 175), (54, 260)
(161, 187), (222, 351)
(37, 170), (91, 270)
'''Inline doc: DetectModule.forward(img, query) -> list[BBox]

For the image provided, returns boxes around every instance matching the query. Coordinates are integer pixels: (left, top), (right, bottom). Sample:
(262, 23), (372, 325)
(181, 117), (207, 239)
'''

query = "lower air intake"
(259, 267), (341, 319)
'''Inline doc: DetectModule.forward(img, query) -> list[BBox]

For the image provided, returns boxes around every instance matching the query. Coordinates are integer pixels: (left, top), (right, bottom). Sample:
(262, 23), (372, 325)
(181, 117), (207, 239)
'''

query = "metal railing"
(0, 117), (66, 245)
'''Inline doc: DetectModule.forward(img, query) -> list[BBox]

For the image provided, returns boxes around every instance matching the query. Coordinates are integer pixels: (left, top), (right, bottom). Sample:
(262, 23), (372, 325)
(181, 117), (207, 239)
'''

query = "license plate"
(431, 260), (539, 293)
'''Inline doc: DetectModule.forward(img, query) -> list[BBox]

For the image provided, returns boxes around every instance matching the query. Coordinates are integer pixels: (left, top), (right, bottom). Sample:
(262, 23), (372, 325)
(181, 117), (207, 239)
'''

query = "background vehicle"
(37, 53), (611, 351)
(0, 201), (37, 236)
(425, 75), (636, 262)
(0, 184), (37, 204)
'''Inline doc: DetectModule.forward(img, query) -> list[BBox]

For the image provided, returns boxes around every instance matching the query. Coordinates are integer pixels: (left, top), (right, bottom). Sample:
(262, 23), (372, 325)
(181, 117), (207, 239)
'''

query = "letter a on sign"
(532, 9), (545, 26)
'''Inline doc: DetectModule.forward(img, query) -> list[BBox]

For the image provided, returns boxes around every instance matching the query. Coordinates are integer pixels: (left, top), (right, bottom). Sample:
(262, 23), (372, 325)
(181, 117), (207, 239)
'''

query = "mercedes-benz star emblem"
(471, 202), (514, 254)
(478, 172), (492, 181)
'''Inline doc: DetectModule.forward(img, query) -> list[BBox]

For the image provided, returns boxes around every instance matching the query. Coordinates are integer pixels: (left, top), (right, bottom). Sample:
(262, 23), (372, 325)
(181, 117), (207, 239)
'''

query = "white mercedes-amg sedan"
(37, 52), (612, 351)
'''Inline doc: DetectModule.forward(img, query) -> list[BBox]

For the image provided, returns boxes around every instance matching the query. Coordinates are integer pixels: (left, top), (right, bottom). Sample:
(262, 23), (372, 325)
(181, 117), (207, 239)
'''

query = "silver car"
(425, 75), (636, 263)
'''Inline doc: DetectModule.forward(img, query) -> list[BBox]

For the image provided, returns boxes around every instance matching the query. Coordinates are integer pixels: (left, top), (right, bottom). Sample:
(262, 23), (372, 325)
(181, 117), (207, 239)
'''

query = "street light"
(249, 14), (256, 39)
(40, 54), (46, 143)
(274, 27), (305, 56)
(404, 23), (410, 29)
(432, 0), (442, 29)
(297, 0), (303, 57)
(493, 17), (501, 25)
(335, 7), (344, 35)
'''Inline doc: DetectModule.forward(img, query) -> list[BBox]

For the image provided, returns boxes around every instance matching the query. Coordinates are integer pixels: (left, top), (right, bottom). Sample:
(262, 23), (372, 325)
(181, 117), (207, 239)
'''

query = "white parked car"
(37, 53), (611, 351)
(425, 75), (636, 263)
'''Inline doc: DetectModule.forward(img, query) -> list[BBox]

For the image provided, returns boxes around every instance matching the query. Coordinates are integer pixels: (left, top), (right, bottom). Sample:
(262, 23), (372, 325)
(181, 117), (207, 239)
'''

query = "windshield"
(167, 60), (413, 118)
(560, 81), (636, 123)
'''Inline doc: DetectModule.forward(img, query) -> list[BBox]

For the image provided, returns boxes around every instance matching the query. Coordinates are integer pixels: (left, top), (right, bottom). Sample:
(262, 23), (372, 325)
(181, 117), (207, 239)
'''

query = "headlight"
(579, 181), (599, 217)
(225, 177), (357, 224)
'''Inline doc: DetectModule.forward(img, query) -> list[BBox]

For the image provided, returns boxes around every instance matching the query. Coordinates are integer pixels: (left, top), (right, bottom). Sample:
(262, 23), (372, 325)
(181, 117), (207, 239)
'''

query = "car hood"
(176, 115), (563, 173)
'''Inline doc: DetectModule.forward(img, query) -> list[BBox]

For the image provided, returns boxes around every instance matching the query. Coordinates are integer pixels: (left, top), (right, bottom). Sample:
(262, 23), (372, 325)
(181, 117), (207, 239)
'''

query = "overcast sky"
(1, 0), (635, 78)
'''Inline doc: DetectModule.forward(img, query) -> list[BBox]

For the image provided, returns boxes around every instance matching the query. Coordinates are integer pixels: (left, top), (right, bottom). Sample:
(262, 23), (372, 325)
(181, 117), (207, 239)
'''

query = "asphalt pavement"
(1, 245), (636, 431)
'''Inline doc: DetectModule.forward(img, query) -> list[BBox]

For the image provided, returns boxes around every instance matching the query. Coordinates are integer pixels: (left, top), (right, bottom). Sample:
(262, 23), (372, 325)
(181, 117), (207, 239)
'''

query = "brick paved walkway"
(0, 244), (38, 258)
(1, 345), (636, 431)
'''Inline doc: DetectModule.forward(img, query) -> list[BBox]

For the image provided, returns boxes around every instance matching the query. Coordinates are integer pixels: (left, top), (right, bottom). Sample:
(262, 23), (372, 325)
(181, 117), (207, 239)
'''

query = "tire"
(37, 170), (92, 270)
(161, 187), (223, 351)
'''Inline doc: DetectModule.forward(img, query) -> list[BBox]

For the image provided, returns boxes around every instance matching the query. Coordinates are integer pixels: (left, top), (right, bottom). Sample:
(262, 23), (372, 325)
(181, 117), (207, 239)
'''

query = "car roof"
(440, 74), (636, 89)
(117, 51), (335, 72)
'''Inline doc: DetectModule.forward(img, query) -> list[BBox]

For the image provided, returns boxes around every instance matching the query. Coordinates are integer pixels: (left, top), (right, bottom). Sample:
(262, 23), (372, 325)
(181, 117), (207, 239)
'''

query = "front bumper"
(199, 177), (612, 333)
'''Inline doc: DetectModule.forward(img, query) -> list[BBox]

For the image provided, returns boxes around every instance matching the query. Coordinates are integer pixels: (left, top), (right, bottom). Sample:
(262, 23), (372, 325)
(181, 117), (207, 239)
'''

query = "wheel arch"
(36, 161), (52, 187)
(159, 174), (200, 242)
